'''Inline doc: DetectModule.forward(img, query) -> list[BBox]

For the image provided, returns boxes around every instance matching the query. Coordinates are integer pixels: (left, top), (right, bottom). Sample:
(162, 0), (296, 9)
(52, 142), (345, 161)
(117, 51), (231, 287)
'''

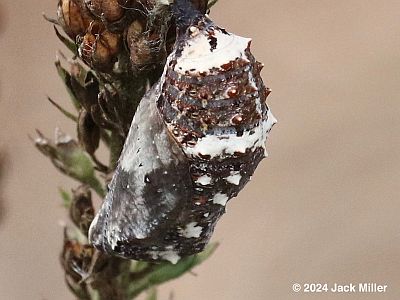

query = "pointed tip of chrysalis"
(172, 0), (205, 32)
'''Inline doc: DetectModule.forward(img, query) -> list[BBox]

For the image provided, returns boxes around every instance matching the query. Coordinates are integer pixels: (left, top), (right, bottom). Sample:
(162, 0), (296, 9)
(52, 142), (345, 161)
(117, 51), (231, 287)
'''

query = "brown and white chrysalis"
(89, 0), (276, 263)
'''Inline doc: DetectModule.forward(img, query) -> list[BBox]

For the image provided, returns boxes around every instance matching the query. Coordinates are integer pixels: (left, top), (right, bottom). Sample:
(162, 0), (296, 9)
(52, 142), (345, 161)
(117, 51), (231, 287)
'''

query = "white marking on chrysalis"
(179, 222), (203, 238)
(182, 100), (276, 159)
(156, 130), (176, 165)
(247, 65), (259, 90)
(261, 110), (277, 156)
(88, 213), (100, 241)
(225, 172), (241, 185)
(182, 120), (265, 158)
(265, 109), (277, 133)
(195, 175), (212, 185)
(161, 250), (181, 264)
(147, 247), (181, 264)
(110, 235), (119, 251)
(189, 26), (200, 37)
(212, 193), (229, 206)
(175, 29), (251, 74)
(203, 212), (210, 217)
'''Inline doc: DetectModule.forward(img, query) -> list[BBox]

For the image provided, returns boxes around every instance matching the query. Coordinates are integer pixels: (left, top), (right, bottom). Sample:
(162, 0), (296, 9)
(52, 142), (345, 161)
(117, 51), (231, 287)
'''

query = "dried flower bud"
(127, 20), (167, 70)
(78, 22), (121, 70)
(61, 234), (94, 282)
(85, 0), (124, 23)
(70, 185), (95, 235)
(57, 0), (93, 39)
(78, 109), (100, 155)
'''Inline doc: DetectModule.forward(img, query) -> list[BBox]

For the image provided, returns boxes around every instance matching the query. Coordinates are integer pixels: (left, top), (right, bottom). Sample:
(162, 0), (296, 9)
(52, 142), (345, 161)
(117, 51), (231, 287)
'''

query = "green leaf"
(66, 150), (105, 197)
(126, 243), (219, 298)
(54, 26), (78, 55)
(47, 96), (78, 122)
(55, 60), (81, 111)
(58, 187), (72, 208)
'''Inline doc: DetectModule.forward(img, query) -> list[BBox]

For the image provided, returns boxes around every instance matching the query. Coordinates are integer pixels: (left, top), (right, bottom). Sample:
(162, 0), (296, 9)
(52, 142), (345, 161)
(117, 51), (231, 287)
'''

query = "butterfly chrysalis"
(89, 0), (276, 263)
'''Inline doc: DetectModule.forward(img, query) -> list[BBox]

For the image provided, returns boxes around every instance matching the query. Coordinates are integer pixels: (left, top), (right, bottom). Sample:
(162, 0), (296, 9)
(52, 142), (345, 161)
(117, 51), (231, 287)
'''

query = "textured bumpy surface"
(89, 8), (276, 263)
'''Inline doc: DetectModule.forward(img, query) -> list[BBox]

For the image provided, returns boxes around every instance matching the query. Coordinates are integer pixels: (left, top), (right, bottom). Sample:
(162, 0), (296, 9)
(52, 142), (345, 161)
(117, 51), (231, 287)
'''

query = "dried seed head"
(85, 0), (124, 23)
(127, 20), (167, 70)
(57, 0), (93, 39)
(127, 19), (144, 37)
(78, 22), (121, 70)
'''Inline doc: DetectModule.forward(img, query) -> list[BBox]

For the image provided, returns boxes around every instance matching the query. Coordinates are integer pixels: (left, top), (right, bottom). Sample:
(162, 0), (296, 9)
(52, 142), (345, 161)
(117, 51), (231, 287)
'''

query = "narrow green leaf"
(58, 187), (72, 208)
(47, 96), (78, 122)
(55, 60), (81, 110)
(54, 26), (78, 55)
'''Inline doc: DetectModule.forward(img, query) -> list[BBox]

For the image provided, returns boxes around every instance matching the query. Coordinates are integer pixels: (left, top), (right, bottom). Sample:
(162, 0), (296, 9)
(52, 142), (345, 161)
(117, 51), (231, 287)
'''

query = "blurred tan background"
(1, 0), (399, 299)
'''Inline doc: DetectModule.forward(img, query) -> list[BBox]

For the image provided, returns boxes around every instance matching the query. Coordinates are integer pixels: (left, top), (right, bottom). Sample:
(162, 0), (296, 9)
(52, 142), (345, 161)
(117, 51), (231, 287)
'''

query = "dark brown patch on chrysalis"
(208, 35), (218, 51)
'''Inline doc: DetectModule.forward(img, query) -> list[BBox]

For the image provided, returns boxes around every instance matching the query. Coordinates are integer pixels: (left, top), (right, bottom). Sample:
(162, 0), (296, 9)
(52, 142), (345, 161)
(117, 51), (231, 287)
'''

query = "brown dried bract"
(70, 185), (95, 235)
(77, 109), (100, 155)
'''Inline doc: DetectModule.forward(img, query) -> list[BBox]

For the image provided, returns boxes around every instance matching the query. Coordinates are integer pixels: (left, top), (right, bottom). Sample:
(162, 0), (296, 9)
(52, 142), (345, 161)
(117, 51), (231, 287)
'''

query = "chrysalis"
(89, 0), (276, 264)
